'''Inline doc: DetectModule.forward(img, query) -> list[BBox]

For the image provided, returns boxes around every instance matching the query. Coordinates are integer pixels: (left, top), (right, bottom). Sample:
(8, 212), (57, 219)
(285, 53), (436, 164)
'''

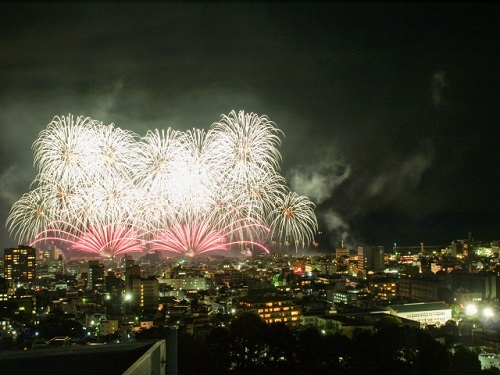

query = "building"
(301, 312), (420, 339)
(0, 339), (167, 375)
(131, 277), (159, 312)
(451, 241), (464, 257)
(357, 246), (385, 276)
(185, 312), (212, 334)
(446, 272), (497, 301)
(41, 245), (62, 261)
(386, 302), (452, 327)
(335, 248), (350, 260)
(213, 269), (244, 287)
(162, 277), (207, 290)
(87, 260), (105, 292)
(368, 277), (397, 301)
(239, 292), (301, 328)
(99, 319), (119, 336)
(125, 262), (141, 293)
(333, 290), (359, 306)
(394, 244), (441, 256)
(3, 246), (36, 284)
(398, 276), (451, 302)
(0, 278), (11, 301)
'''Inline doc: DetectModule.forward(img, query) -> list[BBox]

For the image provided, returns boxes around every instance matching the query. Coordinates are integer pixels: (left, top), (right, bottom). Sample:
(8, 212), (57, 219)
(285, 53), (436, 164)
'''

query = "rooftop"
(0, 340), (157, 375)
(387, 302), (450, 314)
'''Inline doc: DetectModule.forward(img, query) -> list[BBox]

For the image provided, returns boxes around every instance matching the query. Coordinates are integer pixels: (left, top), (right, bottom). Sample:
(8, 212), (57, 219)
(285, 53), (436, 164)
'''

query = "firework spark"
(31, 222), (143, 258)
(7, 111), (318, 257)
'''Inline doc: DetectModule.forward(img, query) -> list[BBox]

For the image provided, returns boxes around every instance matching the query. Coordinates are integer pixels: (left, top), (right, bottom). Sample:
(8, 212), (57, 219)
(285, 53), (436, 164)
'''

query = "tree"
(229, 312), (269, 371)
(351, 325), (450, 375)
(295, 327), (328, 374)
(266, 322), (296, 371)
(206, 326), (232, 375)
(450, 304), (461, 319)
(178, 330), (212, 375)
(373, 315), (402, 331)
(450, 346), (482, 375)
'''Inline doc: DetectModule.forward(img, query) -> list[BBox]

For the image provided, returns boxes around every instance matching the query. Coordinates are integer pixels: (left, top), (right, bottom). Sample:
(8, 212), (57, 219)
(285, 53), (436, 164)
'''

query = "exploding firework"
(7, 189), (50, 244)
(32, 115), (98, 185)
(269, 191), (317, 251)
(31, 222), (143, 258)
(149, 209), (270, 256)
(7, 110), (318, 257)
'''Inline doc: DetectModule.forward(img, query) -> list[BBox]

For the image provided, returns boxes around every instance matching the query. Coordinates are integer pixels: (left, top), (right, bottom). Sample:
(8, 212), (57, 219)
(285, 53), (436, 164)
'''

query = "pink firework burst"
(150, 219), (270, 257)
(31, 222), (143, 258)
(70, 224), (143, 257)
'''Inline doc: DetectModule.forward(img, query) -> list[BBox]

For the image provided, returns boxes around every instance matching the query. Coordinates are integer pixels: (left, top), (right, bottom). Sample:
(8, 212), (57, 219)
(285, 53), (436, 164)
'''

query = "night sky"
(0, 3), (498, 251)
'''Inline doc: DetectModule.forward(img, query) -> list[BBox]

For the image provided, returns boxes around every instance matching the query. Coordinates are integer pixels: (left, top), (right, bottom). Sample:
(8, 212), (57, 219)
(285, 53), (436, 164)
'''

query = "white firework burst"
(7, 110), (318, 257)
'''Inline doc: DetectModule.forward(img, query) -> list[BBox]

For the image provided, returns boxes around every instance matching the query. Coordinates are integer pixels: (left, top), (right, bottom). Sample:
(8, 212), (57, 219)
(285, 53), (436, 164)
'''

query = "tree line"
(136, 312), (499, 375)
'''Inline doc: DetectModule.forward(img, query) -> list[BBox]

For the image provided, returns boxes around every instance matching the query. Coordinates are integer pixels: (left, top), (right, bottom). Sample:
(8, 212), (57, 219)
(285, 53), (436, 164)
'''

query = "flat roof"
(388, 302), (450, 314)
(0, 340), (158, 375)
(239, 294), (295, 303)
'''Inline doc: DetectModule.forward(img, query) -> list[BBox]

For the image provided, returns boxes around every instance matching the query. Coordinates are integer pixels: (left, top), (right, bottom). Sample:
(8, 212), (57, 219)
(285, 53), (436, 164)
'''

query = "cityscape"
(1, 233), (500, 374)
(0, 2), (498, 375)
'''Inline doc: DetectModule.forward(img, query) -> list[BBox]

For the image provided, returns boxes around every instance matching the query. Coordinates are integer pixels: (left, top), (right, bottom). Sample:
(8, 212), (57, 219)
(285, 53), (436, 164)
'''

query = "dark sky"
(0, 2), (498, 251)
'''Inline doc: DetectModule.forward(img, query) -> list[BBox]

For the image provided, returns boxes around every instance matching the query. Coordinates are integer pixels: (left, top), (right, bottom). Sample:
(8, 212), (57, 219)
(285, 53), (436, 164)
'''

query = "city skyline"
(0, 3), (498, 250)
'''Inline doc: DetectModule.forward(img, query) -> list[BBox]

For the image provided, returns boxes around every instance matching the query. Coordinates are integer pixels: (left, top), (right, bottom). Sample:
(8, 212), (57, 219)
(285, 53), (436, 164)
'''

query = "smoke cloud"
(288, 151), (351, 205)
(367, 149), (434, 200)
(431, 70), (449, 106)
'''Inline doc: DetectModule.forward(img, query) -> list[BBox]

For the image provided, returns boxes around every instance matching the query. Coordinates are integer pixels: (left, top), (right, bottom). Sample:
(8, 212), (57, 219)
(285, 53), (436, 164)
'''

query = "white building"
(386, 302), (452, 327)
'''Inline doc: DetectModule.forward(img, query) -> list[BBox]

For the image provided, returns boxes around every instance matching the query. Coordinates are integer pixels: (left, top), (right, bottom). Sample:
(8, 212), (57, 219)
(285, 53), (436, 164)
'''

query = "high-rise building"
(357, 246), (385, 276)
(131, 276), (159, 311)
(3, 246), (36, 283)
(87, 260), (105, 292)
(125, 263), (141, 293)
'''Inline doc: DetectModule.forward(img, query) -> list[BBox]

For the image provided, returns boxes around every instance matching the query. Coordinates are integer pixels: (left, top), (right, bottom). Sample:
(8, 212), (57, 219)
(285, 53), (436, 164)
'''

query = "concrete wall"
(123, 340), (166, 375)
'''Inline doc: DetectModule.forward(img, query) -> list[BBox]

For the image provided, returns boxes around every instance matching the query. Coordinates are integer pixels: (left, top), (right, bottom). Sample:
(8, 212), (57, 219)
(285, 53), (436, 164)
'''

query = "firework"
(31, 222), (143, 258)
(269, 191), (318, 249)
(150, 210), (270, 256)
(6, 189), (50, 243)
(32, 115), (97, 185)
(7, 111), (318, 257)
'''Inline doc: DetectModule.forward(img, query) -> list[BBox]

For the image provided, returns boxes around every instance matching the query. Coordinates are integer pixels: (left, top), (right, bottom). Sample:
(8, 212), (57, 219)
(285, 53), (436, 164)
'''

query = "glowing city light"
(465, 304), (478, 315)
(484, 307), (494, 318)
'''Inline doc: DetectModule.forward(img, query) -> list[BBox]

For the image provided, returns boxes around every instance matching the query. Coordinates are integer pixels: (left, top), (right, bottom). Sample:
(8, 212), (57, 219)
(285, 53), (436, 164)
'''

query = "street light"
(465, 304), (478, 315)
(483, 307), (494, 318)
